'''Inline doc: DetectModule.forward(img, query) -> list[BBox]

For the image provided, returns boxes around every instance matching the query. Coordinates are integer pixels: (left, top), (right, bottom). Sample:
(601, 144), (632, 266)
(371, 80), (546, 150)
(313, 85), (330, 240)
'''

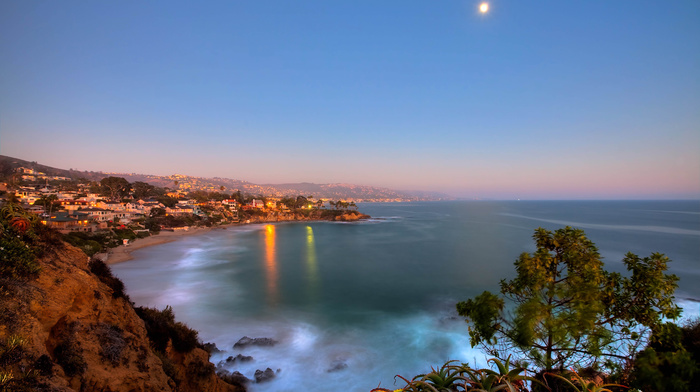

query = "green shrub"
(135, 306), (200, 354)
(630, 322), (698, 392)
(171, 321), (199, 353)
(89, 259), (129, 300)
(0, 234), (41, 280)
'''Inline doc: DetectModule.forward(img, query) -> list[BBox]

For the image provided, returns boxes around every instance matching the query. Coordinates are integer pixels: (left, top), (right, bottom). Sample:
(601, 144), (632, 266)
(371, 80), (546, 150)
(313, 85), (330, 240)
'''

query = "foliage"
(54, 336), (86, 377)
(545, 371), (627, 392)
(0, 336), (26, 366)
(0, 335), (43, 392)
(187, 358), (215, 380)
(0, 198), (43, 281)
(89, 259), (129, 300)
(628, 321), (698, 392)
(33, 194), (59, 214)
(380, 357), (536, 392)
(63, 232), (103, 256)
(95, 323), (127, 366)
(155, 350), (177, 381)
(99, 176), (131, 201)
(131, 181), (164, 199)
(134, 305), (200, 354)
(456, 227), (680, 373)
(155, 195), (178, 208)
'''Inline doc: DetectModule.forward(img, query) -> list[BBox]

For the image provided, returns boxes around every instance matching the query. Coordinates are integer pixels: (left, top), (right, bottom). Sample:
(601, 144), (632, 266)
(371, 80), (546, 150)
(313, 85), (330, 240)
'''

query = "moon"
(479, 2), (489, 13)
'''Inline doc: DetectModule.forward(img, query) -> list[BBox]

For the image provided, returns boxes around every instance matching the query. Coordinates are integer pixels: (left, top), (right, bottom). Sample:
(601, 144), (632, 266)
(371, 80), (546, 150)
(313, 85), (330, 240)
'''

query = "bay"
(112, 200), (700, 391)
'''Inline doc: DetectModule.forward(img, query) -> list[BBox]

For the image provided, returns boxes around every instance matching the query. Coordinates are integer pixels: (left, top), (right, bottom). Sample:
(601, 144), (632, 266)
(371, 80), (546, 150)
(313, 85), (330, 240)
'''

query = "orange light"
(264, 225), (278, 305)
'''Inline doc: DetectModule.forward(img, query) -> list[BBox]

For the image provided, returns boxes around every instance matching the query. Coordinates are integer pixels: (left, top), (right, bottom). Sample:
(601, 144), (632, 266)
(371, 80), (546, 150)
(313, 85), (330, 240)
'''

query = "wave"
(501, 213), (700, 236)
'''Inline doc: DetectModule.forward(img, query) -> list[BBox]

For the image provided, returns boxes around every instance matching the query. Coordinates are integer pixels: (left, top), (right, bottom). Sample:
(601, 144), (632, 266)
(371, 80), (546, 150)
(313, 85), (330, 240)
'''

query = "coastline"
(104, 226), (220, 264)
(103, 211), (371, 265)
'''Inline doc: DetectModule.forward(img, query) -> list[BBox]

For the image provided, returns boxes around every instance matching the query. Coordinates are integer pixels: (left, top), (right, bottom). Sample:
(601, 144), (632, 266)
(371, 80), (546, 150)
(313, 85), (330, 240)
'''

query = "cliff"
(0, 242), (243, 392)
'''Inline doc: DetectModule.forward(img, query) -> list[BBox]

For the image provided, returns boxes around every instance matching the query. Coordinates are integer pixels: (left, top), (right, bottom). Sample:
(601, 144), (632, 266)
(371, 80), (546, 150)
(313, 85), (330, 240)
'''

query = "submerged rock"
(254, 367), (278, 383)
(233, 336), (278, 348)
(327, 361), (348, 372)
(225, 354), (254, 363)
(218, 370), (251, 385)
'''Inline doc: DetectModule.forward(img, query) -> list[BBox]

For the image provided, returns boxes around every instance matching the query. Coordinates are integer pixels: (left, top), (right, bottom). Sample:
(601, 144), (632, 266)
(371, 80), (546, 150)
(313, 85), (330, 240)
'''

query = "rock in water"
(254, 368), (277, 383)
(226, 354), (253, 363)
(327, 361), (348, 372)
(233, 336), (278, 348)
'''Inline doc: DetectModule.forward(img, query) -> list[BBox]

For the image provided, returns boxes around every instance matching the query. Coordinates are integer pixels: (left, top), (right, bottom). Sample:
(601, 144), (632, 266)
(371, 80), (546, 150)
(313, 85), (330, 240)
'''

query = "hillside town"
(1, 166), (365, 255)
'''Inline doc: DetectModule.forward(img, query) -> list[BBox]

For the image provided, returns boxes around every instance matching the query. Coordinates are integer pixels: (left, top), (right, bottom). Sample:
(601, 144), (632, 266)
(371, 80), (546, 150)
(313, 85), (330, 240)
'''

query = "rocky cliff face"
(0, 243), (243, 392)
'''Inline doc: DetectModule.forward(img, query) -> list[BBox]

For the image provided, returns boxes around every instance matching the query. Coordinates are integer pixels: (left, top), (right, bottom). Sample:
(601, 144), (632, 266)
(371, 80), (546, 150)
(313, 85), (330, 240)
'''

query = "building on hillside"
(81, 207), (113, 222)
(222, 199), (239, 210)
(40, 211), (94, 233)
(165, 204), (204, 217)
(251, 199), (264, 209)
(59, 200), (90, 212)
(97, 201), (125, 211)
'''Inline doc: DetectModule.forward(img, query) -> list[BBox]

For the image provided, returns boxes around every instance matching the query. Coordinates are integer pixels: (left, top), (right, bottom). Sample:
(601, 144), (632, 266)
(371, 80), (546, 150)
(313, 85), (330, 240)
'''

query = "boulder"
(254, 368), (278, 383)
(233, 336), (278, 349)
(225, 354), (254, 363)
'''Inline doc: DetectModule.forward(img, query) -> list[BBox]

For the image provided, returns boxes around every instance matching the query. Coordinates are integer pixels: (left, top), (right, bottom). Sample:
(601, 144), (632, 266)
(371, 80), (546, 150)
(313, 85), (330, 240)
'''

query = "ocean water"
(112, 201), (700, 391)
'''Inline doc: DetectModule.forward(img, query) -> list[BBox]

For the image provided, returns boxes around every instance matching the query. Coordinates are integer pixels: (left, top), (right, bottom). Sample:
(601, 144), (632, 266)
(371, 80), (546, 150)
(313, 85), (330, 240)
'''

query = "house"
(251, 199), (265, 209)
(41, 211), (94, 233)
(59, 200), (90, 212)
(81, 207), (113, 222)
(97, 201), (125, 211)
(165, 204), (204, 216)
(222, 199), (239, 210)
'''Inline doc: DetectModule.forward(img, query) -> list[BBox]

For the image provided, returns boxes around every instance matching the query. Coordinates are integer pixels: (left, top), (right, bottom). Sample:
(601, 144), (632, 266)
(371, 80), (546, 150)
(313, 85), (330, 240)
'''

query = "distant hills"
(0, 155), (449, 201)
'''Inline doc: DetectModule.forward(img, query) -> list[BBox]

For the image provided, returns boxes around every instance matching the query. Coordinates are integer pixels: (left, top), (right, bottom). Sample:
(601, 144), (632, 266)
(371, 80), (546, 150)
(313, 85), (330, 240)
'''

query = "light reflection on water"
(306, 226), (319, 302)
(264, 224), (278, 306)
(112, 201), (700, 392)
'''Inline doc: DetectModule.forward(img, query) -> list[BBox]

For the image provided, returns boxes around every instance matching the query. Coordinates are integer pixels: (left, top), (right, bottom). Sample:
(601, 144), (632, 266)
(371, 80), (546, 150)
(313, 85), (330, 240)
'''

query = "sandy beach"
(105, 226), (218, 264)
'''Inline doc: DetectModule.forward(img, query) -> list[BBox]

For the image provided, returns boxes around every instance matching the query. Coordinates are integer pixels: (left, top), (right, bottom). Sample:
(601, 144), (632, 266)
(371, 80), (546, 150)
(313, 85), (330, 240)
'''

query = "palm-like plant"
(545, 371), (627, 392)
(384, 356), (541, 392)
(395, 360), (469, 392)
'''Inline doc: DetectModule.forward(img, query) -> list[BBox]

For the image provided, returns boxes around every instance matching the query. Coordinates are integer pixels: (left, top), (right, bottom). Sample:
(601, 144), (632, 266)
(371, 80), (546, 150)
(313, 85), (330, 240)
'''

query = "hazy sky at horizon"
(1, 1), (699, 199)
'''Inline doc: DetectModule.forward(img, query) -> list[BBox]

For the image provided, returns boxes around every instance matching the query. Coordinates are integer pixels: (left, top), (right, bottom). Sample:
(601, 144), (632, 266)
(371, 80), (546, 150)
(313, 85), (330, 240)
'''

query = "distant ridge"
(0, 155), (449, 201)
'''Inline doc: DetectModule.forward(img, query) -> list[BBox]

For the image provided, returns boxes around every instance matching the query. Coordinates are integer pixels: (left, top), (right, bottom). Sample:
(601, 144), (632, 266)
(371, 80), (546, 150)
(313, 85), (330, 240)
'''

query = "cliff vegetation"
(0, 200), (244, 392)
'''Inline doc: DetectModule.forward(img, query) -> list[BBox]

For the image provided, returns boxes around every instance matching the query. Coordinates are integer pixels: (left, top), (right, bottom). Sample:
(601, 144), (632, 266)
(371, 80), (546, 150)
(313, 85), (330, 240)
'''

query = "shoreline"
(104, 226), (222, 264)
(103, 211), (371, 265)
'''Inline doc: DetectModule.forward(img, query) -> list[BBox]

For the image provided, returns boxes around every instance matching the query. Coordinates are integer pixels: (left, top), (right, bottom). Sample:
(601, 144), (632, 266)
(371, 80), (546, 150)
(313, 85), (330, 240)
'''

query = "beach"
(105, 226), (219, 264)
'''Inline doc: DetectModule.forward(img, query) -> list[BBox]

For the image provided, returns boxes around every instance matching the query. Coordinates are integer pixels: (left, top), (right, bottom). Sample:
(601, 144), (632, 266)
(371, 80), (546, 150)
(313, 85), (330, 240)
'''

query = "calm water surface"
(112, 201), (700, 391)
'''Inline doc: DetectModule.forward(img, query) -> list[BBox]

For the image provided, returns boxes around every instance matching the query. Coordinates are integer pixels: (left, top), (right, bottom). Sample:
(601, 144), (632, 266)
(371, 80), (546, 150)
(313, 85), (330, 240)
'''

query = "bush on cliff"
(0, 199), (44, 281)
(89, 258), (129, 300)
(134, 305), (200, 354)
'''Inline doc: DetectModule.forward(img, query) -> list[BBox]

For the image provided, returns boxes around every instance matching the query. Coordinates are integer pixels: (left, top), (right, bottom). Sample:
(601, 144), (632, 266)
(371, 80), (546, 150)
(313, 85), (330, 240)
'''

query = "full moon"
(479, 2), (489, 13)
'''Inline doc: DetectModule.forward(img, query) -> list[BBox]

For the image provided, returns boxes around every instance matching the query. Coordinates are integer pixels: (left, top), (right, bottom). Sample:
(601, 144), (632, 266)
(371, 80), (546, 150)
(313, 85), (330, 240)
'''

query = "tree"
(456, 227), (681, 373)
(34, 194), (59, 214)
(629, 321), (698, 392)
(99, 176), (131, 201)
(132, 181), (159, 200)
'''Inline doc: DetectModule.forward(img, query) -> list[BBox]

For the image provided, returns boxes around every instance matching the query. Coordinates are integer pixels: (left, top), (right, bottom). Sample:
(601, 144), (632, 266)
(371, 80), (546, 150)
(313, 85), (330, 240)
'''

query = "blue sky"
(1, 1), (698, 199)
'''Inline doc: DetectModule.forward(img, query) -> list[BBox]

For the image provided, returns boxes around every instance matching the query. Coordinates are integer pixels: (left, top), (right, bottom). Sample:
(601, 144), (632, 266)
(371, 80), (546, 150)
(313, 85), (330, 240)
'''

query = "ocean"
(112, 200), (700, 391)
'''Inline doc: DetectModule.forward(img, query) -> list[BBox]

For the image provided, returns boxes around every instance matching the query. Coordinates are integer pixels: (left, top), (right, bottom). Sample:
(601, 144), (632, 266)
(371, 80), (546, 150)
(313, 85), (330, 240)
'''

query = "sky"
(1, 1), (699, 199)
